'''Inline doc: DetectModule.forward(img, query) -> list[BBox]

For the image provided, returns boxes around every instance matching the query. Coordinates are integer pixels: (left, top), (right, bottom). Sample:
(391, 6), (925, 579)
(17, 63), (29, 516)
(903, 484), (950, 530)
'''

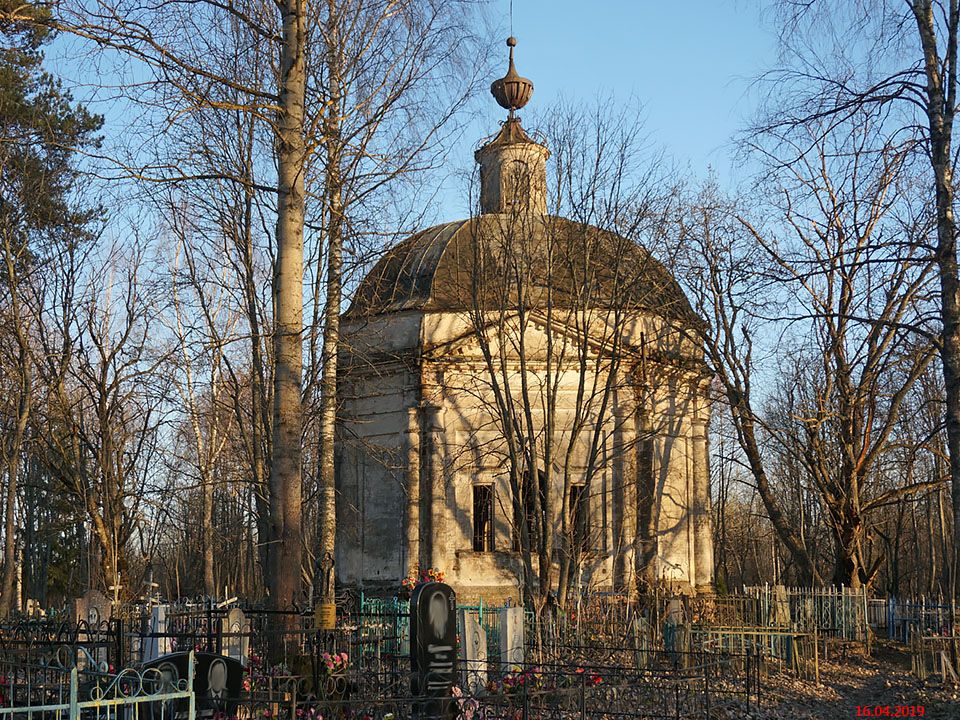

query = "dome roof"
(347, 215), (700, 327)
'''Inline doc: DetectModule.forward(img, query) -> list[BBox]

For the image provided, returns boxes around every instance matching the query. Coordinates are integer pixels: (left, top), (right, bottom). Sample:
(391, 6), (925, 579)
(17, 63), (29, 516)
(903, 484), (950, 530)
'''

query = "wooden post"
(813, 623), (820, 686)
(862, 586), (871, 656)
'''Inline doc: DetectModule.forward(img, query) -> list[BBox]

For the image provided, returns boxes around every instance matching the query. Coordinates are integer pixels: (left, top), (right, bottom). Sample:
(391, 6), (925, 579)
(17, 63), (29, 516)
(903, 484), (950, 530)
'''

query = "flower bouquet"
(398, 567), (445, 599)
(318, 652), (349, 700)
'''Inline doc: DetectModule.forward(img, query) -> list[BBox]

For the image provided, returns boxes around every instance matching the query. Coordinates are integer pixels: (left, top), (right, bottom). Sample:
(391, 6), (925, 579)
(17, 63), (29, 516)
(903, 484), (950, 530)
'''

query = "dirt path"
(720, 641), (960, 719)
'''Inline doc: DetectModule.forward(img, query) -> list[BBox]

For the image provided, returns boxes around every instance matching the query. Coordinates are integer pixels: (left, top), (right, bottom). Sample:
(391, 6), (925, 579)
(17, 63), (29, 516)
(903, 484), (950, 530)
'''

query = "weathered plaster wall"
(338, 308), (713, 599)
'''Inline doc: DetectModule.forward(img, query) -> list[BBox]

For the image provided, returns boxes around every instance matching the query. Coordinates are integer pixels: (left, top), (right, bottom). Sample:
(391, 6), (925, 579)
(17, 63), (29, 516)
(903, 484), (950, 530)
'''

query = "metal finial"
(490, 36), (533, 115)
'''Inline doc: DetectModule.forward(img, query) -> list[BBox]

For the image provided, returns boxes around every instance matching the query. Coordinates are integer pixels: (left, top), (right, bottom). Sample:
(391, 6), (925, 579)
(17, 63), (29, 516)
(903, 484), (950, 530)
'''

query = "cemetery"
(2, 582), (960, 719)
(5, 1), (960, 718)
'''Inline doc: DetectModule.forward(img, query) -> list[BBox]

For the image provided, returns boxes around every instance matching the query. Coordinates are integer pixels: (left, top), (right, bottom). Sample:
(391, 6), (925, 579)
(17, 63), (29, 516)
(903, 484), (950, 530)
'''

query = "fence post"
(745, 647), (752, 713)
(756, 647), (762, 709)
(888, 597), (895, 641)
(522, 677), (529, 720)
(813, 622), (820, 686)
(68, 668), (78, 720)
(206, 599), (214, 653)
(188, 650), (196, 720)
(579, 670), (586, 720)
(862, 586), (870, 655)
(703, 659), (711, 720)
(113, 617), (124, 669)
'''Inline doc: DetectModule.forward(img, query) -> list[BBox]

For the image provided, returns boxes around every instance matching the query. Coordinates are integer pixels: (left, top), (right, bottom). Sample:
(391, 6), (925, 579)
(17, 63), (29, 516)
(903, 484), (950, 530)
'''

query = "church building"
(336, 39), (714, 602)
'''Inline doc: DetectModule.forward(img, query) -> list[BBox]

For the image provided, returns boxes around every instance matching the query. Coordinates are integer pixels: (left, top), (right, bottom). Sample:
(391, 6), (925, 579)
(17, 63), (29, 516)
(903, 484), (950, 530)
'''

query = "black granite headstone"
(410, 582), (457, 719)
(143, 652), (243, 720)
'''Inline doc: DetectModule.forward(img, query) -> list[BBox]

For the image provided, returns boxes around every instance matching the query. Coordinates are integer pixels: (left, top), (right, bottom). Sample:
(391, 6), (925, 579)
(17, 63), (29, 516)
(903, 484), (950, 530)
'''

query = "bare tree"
(0, 207), (35, 615)
(39, 0), (484, 618)
(761, 0), (960, 596)
(168, 238), (238, 596)
(457, 101), (692, 611)
(681, 111), (941, 587)
(0, 0), (102, 614)
(677, 182), (819, 584)
(34, 241), (170, 598)
(306, 0), (484, 610)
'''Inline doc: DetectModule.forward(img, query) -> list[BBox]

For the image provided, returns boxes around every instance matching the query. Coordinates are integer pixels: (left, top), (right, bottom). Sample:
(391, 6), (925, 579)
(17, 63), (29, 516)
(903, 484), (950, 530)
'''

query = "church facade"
(335, 40), (714, 603)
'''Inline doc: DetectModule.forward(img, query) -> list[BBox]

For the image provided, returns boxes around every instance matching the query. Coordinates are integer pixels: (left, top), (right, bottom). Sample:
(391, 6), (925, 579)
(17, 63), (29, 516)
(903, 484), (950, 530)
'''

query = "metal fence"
(0, 603), (763, 720)
(240, 652), (760, 720)
(742, 585), (956, 644)
(0, 652), (196, 720)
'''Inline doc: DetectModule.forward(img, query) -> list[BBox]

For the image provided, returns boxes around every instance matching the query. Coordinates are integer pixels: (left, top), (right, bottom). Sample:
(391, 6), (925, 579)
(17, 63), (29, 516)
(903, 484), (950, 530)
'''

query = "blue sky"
(440, 1), (776, 218)
(51, 1), (778, 224)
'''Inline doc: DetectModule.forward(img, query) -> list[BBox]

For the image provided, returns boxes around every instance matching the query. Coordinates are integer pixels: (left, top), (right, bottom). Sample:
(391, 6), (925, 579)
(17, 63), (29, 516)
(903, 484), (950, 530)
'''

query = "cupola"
(475, 37), (550, 215)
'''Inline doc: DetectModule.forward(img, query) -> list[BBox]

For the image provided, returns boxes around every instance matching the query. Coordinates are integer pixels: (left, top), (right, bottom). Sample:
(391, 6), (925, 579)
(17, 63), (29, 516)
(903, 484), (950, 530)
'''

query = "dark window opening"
(473, 485), (494, 552)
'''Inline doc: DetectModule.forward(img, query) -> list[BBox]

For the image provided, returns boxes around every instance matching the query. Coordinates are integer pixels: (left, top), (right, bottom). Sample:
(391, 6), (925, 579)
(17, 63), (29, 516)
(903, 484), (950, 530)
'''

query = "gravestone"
(459, 610), (487, 694)
(143, 652), (243, 720)
(73, 589), (111, 626)
(773, 585), (790, 627)
(499, 606), (524, 668)
(222, 608), (250, 664)
(142, 604), (174, 662)
(410, 581), (457, 719)
(802, 597), (815, 631)
(665, 596), (685, 625)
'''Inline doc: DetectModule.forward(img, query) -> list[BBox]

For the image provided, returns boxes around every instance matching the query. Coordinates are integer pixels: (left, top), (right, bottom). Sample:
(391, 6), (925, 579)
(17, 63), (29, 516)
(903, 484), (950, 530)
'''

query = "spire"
(490, 37), (533, 117)
(476, 37), (549, 215)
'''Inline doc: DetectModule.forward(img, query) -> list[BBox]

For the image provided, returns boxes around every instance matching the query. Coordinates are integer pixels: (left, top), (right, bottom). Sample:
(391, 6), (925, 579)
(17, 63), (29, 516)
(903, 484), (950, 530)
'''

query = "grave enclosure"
(0, 589), (768, 720)
(5, 583), (959, 719)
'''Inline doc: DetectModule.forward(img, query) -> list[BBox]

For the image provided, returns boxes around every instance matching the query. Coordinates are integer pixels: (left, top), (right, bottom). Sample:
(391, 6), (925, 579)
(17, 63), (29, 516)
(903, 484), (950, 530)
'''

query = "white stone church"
(335, 39), (714, 602)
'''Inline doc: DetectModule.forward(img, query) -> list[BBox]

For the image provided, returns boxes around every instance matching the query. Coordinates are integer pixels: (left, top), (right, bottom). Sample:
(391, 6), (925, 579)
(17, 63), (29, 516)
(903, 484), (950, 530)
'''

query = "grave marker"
(143, 652), (242, 720)
(73, 589), (111, 626)
(142, 604), (174, 662)
(459, 610), (487, 694)
(222, 608), (250, 664)
(773, 585), (790, 627)
(499, 606), (524, 668)
(410, 581), (457, 719)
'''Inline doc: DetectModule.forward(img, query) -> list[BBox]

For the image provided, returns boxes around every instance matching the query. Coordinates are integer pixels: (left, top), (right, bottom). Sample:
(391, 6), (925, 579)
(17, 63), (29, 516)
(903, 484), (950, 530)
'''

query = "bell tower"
(475, 37), (550, 215)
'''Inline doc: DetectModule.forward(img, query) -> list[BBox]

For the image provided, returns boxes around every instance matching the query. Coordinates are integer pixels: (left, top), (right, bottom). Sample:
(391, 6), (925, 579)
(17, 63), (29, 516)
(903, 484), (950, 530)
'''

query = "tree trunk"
(729, 398), (818, 585)
(0, 457), (18, 616)
(832, 525), (862, 589)
(0, 233), (33, 616)
(268, 0), (307, 616)
(913, 0), (960, 604)
(315, 0), (344, 608)
(634, 420), (657, 594)
(203, 474), (215, 596)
